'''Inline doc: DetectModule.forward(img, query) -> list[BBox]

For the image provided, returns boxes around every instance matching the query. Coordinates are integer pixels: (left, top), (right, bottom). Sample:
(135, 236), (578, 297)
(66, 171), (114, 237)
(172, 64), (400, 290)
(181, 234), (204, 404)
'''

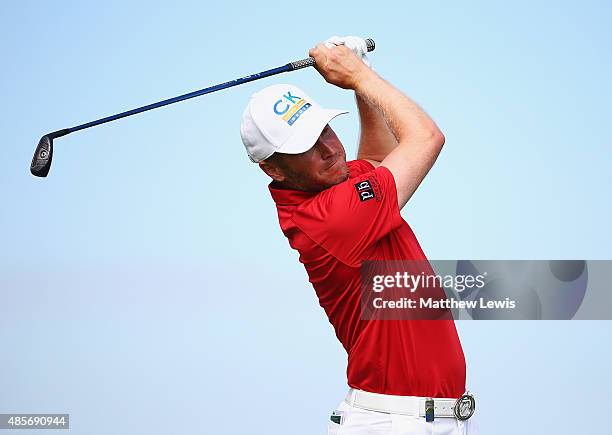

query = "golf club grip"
(289, 38), (375, 71)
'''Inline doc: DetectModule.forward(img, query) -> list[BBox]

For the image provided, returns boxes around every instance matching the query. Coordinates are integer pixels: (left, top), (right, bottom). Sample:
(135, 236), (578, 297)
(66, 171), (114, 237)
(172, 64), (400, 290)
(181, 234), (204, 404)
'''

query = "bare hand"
(308, 43), (372, 90)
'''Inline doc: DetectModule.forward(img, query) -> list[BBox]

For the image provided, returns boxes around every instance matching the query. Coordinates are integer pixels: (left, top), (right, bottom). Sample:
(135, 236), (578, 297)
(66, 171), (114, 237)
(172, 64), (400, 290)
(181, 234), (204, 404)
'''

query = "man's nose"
(317, 140), (336, 159)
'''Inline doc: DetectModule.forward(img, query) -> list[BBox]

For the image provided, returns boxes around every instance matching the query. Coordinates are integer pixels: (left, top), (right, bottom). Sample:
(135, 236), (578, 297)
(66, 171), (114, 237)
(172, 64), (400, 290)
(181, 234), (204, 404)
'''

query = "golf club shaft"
(67, 39), (375, 135)
(70, 65), (289, 134)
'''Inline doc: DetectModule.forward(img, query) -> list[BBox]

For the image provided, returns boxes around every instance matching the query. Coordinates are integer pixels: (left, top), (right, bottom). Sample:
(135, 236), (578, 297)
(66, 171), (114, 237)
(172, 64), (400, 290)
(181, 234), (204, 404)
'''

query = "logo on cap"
(273, 91), (312, 126)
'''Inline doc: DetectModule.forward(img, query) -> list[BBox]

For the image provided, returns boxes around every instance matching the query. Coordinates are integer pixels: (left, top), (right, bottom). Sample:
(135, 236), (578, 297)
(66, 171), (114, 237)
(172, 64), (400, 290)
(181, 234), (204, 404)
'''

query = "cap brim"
(274, 108), (348, 155)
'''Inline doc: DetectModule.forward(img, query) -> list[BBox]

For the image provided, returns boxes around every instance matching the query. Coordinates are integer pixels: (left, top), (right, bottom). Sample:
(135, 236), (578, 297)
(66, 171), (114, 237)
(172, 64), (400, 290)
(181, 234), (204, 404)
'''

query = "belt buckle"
(453, 392), (475, 421)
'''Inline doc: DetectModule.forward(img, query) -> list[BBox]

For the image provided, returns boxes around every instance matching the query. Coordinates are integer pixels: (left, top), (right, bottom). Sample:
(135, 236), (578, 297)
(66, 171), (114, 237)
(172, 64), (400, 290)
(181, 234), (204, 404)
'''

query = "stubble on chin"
(337, 162), (350, 183)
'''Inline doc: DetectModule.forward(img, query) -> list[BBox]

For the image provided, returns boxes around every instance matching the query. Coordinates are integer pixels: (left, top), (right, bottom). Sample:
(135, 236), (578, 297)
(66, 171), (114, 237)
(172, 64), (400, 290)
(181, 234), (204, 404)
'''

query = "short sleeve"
(291, 166), (404, 267)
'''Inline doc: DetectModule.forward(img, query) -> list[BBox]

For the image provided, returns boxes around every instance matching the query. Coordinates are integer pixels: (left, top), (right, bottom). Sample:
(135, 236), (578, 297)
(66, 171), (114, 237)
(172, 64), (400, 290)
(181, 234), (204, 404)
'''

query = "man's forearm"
(354, 70), (443, 145)
(355, 93), (398, 162)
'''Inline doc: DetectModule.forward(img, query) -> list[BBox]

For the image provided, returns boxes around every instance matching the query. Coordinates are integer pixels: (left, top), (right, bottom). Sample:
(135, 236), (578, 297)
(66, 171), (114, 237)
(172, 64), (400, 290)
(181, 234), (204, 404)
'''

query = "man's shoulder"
(347, 159), (376, 178)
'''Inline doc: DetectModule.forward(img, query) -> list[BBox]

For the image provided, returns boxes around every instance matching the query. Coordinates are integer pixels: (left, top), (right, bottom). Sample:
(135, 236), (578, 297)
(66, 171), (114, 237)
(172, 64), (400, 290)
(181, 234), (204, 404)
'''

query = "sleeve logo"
(354, 180), (375, 202)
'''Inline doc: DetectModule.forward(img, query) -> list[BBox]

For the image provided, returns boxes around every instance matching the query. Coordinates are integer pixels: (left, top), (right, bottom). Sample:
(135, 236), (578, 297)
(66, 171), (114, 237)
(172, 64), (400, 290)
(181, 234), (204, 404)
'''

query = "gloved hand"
(324, 35), (372, 67)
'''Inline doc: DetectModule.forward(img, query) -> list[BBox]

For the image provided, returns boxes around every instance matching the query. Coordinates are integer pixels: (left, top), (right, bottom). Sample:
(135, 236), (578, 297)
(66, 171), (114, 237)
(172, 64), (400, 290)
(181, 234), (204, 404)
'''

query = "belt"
(344, 388), (475, 421)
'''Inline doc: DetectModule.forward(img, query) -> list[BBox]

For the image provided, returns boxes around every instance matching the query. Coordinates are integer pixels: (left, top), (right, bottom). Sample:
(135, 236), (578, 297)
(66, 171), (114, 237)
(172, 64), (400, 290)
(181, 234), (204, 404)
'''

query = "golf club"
(30, 38), (375, 177)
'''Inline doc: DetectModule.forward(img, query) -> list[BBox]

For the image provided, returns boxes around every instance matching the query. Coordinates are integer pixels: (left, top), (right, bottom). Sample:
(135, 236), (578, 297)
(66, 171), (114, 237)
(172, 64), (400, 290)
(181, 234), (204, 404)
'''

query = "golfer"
(240, 36), (477, 435)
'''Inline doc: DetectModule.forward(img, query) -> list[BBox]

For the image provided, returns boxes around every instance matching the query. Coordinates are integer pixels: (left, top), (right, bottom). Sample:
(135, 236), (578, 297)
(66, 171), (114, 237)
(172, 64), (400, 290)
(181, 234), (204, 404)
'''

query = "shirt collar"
(268, 181), (318, 206)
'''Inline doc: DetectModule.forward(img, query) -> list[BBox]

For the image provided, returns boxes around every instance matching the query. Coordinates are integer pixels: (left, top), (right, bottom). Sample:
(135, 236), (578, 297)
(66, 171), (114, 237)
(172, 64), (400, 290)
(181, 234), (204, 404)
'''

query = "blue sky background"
(1, 1), (610, 434)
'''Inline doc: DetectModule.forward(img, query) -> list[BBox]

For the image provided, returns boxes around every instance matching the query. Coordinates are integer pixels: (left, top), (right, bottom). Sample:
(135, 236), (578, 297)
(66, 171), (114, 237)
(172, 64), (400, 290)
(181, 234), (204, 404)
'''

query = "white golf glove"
(324, 35), (372, 67)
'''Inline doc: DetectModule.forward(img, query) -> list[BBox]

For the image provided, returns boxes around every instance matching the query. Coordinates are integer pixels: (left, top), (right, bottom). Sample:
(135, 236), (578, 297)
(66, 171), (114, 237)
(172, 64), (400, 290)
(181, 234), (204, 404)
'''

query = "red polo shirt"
(269, 159), (466, 398)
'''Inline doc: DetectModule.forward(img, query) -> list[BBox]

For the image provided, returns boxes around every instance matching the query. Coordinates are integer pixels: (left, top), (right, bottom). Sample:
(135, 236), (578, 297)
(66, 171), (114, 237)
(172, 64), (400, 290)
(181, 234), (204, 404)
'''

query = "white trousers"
(327, 399), (479, 435)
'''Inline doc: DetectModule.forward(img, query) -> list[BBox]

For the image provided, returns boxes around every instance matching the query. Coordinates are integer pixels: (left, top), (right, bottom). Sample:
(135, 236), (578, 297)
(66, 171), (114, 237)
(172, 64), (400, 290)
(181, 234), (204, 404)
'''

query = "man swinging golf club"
(240, 36), (477, 435)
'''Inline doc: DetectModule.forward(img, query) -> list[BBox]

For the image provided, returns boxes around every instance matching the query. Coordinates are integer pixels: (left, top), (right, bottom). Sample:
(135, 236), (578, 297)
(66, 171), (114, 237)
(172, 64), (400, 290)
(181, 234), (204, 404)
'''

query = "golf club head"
(30, 135), (53, 177)
(30, 128), (70, 177)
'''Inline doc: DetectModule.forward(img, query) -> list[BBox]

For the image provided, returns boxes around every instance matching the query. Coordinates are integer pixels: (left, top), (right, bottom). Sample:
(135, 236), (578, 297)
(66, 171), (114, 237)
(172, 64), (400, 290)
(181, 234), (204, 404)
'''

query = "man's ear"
(259, 160), (286, 183)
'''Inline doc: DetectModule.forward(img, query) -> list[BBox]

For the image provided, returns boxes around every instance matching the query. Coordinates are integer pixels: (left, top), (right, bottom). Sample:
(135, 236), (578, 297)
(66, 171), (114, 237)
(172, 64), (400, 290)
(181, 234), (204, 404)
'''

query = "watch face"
(454, 394), (475, 421)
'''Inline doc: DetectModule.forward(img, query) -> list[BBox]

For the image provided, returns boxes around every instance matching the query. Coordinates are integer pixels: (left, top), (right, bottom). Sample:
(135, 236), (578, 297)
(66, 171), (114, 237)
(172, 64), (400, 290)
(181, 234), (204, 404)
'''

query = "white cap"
(240, 84), (348, 163)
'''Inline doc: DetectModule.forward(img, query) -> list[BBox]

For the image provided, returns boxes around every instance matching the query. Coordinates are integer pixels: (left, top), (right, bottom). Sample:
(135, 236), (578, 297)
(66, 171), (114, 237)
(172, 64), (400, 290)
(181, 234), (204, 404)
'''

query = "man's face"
(261, 125), (349, 192)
